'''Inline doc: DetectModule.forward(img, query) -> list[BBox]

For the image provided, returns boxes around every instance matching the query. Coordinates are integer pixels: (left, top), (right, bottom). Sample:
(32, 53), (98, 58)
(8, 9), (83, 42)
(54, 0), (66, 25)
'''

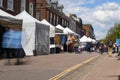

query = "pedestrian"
(99, 42), (104, 55)
(116, 45), (120, 60)
(112, 43), (116, 53)
(86, 42), (92, 53)
(108, 40), (113, 57)
(73, 36), (79, 54)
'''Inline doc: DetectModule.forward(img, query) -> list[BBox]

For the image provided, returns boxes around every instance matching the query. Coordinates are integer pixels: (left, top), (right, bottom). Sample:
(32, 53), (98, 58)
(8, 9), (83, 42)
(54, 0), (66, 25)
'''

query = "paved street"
(0, 52), (120, 80)
(0, 52), (98, 80)
(1, 0), (120, 80)
(81, 53), (120, 80)
(58, 53), (120, 80)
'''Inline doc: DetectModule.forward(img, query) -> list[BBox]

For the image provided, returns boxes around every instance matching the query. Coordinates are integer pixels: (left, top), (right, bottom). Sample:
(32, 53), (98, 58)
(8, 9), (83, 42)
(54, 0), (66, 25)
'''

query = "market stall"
(41, 20), (63, 53)
(15, 11), (50, 56)
(0, 9), (23, 64)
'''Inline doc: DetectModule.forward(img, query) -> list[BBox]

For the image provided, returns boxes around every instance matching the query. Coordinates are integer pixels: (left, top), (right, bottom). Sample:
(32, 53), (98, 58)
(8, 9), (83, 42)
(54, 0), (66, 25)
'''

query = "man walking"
(73, 37), (79, 54)
(108, 40), (113, 57)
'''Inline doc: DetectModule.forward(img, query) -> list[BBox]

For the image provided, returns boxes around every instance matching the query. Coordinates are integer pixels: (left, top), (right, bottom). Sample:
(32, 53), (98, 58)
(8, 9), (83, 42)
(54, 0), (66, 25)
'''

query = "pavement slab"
(58, 53), (120, 80)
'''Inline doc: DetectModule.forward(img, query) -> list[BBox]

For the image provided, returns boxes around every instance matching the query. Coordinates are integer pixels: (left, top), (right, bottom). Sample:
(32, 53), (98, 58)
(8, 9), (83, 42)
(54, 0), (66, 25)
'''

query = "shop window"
(7, 0), (14, 11)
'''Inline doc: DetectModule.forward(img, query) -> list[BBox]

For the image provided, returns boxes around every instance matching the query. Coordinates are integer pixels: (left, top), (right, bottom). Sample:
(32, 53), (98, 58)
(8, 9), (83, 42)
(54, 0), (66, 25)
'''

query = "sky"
(59, 0), (120, 40)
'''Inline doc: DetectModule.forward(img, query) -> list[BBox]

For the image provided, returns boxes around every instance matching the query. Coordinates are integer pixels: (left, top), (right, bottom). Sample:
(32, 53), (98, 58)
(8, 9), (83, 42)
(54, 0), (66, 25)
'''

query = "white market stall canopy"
(0, 9), (15, 18)
(41, 19), (55, 37)
(0, 9), (22, 24)
(87, 37), (96, 43)
(15, 11), (50, 56)
(80, 35), (96, 43)
(56, 24), (64, 30)
(80, 35), (88, 42)
(15, 10), (40, 23)
(63, 27), (75, 34)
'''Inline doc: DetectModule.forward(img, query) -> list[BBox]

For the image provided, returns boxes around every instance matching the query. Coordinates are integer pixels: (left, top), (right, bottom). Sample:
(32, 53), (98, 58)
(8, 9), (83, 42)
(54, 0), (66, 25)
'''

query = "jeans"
(74, 46), (78, 54)
(108, 47), (112, 56)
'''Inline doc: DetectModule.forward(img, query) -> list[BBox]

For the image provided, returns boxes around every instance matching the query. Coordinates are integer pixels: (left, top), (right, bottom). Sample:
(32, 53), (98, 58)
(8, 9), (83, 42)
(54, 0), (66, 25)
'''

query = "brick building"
(66, 14), (84, 37)
(0, 0), (94, 39)
(76, 17), (84, 37)
(83, 24), (95, 39)
(35, 0), (69, 27)
(0, 0), (36, 17)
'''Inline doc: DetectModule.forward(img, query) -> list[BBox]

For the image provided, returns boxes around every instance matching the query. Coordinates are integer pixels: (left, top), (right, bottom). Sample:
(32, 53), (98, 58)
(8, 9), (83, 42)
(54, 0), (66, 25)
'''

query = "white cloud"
(95, 32), (106, 40)
(59, 0), (94, 14)
(93, 11), (108, 22)
(59, 1), (120, 39)
(96, 2), (120, 10)
(94, 2), (120, 24)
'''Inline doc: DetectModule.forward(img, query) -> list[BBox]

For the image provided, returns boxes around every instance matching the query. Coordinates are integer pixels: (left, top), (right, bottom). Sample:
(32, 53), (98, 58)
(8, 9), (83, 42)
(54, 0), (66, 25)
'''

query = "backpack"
(109, 41), (113, 47)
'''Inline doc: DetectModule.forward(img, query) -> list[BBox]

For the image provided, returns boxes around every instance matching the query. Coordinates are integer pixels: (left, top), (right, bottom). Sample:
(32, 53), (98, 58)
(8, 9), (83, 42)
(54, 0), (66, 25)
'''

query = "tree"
(102, 23), (120, 46)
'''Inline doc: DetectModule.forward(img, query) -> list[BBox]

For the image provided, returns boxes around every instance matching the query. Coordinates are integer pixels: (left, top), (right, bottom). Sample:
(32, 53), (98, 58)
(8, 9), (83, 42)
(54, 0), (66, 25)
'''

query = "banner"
(2, 29), (22, 48)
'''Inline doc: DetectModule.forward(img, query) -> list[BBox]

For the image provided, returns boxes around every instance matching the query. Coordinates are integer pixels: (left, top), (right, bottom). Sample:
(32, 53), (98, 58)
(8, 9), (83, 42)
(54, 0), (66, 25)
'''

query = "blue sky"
(59, 0), (120, 40)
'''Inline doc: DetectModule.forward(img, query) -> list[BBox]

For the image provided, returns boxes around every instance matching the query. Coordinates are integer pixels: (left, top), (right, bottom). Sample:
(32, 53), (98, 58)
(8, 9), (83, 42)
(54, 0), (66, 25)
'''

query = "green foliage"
(102, 23), (120, 46)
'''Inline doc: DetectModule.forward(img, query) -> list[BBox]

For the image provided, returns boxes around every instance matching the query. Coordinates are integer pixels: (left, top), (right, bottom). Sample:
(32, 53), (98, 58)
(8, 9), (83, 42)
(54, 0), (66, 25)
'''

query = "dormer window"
(51, 0), (58, 4)
(51, 0), (58, 9)
(57, 4), (64, 12)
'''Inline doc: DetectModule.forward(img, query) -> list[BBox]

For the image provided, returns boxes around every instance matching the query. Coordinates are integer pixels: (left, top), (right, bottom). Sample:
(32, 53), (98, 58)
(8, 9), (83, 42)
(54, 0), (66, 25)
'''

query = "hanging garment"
(60, 35), (66, 45)
(55, 35), (60, 44)
(70, 35), (75, 43)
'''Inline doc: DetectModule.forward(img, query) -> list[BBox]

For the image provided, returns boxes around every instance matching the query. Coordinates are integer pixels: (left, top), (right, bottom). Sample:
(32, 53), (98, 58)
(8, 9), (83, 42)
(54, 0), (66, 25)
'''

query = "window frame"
(21, 0), (26, 11)
(36, 11), (40, 20)
(29, 2), (33, 16)
(0, 0), (3, 7)
(7, 0), (14, 11)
